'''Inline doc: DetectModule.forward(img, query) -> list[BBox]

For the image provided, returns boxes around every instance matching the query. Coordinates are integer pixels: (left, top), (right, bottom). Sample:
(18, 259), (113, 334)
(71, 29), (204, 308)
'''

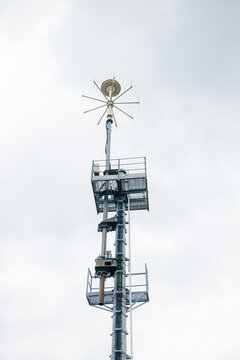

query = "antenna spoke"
(112, 110), (118, 127)
(114, 105), (133, 119)
(83, 79), (137, 127)
(113, 86), (133, 101)
(94, 81), (109, 101)
(82, 94), (107, 104)
(114, 101), (139, 105)
(84, 104), (106, 114)
(97, 107), (108, 125)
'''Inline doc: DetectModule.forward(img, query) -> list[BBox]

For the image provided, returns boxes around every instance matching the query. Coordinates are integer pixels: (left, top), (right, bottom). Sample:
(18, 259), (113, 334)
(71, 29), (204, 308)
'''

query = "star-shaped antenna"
(82, 78), (139, 126)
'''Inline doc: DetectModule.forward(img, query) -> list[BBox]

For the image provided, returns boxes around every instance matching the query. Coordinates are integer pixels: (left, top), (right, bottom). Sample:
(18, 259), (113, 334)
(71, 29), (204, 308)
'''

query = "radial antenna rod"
(82, 78), (139, 127)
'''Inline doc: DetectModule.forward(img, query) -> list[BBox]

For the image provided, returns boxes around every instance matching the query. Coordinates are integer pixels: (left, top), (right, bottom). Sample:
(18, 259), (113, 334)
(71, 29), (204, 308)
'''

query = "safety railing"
(91, 157), (147, 179)
(86, 264), (149, 310)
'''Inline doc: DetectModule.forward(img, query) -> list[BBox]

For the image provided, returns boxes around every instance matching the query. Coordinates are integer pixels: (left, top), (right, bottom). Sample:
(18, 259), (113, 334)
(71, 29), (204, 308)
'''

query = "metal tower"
(84, 79), (149, 359)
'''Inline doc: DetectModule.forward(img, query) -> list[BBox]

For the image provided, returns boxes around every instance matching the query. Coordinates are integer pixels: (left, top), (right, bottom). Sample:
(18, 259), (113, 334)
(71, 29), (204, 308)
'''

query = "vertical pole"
(101, 115), (113, 256)
(99, 114), (113, 305)
(112, 195), (127, 360)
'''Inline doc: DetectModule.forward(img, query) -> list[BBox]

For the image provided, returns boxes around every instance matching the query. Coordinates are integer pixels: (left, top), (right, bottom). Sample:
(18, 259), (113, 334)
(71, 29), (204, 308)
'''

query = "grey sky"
(1, 1), (240, 359)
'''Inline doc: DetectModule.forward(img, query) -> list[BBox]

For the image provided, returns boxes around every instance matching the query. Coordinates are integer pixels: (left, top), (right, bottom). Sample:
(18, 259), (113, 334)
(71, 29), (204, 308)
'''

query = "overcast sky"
(1, 1), (240, 359)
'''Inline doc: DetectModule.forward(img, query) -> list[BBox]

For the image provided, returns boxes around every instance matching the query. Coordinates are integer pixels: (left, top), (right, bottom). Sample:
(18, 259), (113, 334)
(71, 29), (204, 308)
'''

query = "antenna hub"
(101, 79), (121, 97)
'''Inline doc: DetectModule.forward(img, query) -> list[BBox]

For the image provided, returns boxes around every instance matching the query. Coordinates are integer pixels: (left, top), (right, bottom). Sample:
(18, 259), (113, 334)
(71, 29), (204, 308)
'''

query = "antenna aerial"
(82, 78), (139, 126)
(85, 77), (149, 360)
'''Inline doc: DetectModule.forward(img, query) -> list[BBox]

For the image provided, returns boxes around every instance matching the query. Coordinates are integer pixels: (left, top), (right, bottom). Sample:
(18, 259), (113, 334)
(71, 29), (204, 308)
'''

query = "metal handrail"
(93, 156), (146, 162)
(93, 162), (145, 168)
(87, 267), (148, 294)
(90, 283), (147, 292)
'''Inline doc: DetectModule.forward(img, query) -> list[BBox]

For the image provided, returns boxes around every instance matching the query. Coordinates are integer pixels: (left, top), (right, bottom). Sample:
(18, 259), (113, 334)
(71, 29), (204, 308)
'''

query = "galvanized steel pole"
(111, 195), (127, 360)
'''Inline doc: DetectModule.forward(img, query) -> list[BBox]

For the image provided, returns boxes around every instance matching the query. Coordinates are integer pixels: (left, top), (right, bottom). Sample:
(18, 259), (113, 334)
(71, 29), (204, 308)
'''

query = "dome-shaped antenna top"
(101, 79), (121, 97)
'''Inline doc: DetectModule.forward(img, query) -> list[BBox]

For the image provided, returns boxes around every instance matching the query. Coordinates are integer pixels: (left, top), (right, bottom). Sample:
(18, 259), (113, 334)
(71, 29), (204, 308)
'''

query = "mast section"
(84, 78), (149, 359)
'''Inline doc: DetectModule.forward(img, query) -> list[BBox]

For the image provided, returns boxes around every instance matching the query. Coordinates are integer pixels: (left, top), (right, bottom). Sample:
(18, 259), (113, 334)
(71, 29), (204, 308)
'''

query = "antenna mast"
(84, 78), (149, 360)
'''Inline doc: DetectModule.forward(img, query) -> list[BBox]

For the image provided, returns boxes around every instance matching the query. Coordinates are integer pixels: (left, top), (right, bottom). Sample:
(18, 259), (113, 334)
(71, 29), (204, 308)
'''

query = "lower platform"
(86, 264), (149, 311)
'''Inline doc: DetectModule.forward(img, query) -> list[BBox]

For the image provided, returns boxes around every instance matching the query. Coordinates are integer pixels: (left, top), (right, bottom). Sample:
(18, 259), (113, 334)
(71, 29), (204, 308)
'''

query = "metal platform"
(86, 265), (149, 312)
(91, 157), (149, 213)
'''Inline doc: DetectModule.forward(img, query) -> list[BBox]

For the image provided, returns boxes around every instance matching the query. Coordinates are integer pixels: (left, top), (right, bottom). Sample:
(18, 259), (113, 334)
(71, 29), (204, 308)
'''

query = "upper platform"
(91, 157), (149, 213)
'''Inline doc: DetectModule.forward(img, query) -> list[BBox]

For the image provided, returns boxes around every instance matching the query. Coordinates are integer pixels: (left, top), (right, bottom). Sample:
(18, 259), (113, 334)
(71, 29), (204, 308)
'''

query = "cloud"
(1, 1), (240, 359)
